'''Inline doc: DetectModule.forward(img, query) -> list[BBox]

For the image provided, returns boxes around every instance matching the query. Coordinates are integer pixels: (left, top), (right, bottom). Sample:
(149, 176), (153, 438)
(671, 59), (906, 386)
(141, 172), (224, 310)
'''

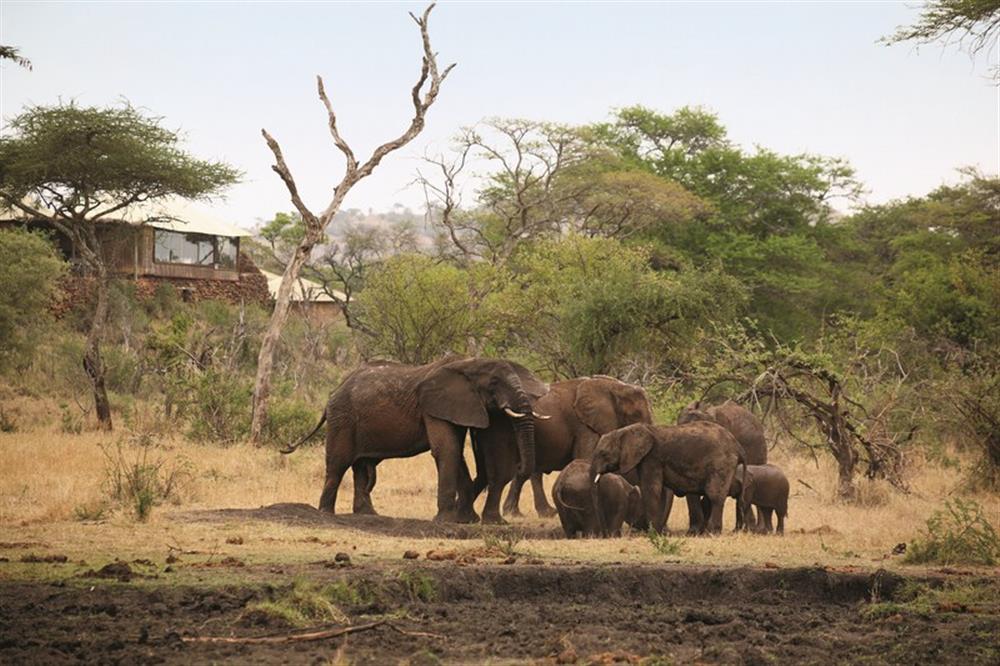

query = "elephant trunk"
(591, 476), (605, 538)
(505, 371), (536, 477)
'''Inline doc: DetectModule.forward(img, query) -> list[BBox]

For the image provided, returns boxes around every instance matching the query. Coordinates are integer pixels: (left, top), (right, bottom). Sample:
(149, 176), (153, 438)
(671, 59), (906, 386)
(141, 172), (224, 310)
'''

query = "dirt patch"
(179, 503), (564, 540)
(1, 564), (997, 664)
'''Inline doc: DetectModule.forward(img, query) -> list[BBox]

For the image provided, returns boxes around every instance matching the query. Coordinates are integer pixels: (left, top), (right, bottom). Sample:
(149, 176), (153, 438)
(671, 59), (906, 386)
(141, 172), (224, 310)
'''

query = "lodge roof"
(260, 270), (345, 304)
(3, 197), (252, 238)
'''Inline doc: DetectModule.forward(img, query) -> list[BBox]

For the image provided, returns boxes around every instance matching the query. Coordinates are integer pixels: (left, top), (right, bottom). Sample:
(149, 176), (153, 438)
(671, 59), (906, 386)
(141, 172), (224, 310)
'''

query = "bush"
(647, 529), (684, 556)
(100, 435), (192, 521)
(904, 499), (1000, 566)
(183, 370), (252, 444)
(0, 228), (67, 373)
(262, 397), (319, 449)
(242, 579), (349, 628)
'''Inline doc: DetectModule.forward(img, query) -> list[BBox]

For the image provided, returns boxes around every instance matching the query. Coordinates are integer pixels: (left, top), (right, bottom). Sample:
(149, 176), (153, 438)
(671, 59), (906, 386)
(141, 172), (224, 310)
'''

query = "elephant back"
(708, 401), (767, 465)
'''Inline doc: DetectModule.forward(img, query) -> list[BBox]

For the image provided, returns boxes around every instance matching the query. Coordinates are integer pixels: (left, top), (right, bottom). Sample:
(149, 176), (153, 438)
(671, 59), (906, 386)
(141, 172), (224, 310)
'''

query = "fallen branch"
(181, 619), (446, 645)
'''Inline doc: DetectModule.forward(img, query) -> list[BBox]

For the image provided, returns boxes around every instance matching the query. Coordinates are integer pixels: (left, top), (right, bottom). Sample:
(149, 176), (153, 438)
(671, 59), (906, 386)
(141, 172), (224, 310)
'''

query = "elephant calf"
(553, 460), (645, 538)
(730, 464), (789, 534)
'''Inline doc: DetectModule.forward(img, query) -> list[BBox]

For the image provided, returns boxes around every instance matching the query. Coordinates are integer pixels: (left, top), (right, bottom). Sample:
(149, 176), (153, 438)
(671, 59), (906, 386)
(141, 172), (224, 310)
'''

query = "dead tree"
(249, 4), (455, 444)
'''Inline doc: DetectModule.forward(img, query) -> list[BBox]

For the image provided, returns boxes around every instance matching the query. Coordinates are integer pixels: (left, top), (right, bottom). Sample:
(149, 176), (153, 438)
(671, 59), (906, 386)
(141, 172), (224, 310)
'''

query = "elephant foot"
(353, 505), (379, 516)
(535, 505), (557, 518)
(480, 513), (507, 525)
(457, 509), (480, 524)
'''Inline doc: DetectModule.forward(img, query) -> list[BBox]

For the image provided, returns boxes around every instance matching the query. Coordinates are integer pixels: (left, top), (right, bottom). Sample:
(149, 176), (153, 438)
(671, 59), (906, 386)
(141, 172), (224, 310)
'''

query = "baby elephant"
(553, 460), (645, 538)
(730, 464), (789, 534)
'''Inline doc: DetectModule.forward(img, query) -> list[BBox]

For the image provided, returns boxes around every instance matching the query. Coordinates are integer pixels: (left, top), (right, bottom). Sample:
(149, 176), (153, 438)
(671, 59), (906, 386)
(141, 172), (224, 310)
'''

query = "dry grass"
(1, 392), (999, 580)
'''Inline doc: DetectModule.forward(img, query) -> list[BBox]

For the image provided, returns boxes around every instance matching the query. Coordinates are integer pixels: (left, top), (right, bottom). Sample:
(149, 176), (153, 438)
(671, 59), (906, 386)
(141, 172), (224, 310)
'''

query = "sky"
(1, 1), (997, 230)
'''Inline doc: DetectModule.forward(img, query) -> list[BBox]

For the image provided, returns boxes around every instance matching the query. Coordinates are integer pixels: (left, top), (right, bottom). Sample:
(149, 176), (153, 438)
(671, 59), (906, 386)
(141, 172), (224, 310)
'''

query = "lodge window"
(154, 230), (238, 268)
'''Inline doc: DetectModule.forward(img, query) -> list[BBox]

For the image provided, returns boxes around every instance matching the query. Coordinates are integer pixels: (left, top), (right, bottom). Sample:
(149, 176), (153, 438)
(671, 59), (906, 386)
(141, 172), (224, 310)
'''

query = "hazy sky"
(2, 1), (997, 229)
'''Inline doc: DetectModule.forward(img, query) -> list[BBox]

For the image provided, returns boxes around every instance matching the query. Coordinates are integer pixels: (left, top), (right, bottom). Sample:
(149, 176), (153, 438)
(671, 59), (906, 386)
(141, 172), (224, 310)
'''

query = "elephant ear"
(619, 425), (654, 475)
(417, 368), (489, 429)
(615, 383), (653, 425)
(574, 378), (619, 433)
(507, 361), (549, 399)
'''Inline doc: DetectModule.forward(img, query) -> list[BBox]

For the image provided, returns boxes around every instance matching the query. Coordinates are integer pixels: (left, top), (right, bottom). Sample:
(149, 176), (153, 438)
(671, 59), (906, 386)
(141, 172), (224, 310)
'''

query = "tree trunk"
(249, 228), (325, 444)
(83, 270), (113, 431)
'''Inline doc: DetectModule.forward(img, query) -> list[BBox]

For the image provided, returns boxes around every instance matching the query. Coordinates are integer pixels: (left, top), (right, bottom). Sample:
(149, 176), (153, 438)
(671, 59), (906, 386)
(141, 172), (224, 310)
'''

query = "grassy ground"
(2, 391), (998, 583)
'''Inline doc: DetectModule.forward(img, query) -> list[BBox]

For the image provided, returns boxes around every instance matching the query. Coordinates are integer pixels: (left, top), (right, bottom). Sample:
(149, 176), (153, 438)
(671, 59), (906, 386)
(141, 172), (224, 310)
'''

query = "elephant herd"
(283, 356), (789, 536)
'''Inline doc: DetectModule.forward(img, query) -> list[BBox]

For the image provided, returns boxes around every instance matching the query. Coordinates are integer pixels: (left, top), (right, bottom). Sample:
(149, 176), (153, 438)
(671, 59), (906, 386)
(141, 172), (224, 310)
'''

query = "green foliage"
(262, 397), (318, 449)
(904, 499), (1000, 566)
(497, 235), (745, 377)
(243, 579), (349, 628)
(646, 529), (684, 556)
(863, 580), (997, 620)
(353, 253), (502, 363)
(182, 369), (252, 444)
(0, 103), (240, 206)
(397, 571), (437, 602)
(0, 228), (66, 371)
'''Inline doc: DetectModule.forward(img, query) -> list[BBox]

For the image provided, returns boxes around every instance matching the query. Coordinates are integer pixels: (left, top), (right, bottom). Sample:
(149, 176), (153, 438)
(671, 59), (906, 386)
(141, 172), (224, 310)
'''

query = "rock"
(334, 552), (351, 564)
(403, 550), (420, 560)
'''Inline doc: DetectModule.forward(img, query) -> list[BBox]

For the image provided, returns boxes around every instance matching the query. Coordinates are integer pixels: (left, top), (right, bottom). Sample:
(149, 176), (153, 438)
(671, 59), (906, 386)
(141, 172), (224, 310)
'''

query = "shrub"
(100, 435), (192, 521)
(242, 579), (349, 628)
(482, 527), (525, 557)
(904, 499), (1000, 566)
(647, 529), (684, 557)
(0, 228), (66, 373)
(183, 369), (252, 444)
(262, 397), (319, 449)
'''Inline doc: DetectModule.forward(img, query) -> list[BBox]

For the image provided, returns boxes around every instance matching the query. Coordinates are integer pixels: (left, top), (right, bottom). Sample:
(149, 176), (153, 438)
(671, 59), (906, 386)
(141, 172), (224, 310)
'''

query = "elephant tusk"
(532, 411), (551, 420)
(593, 474), (601, 484)
(504, 407), (528, 418)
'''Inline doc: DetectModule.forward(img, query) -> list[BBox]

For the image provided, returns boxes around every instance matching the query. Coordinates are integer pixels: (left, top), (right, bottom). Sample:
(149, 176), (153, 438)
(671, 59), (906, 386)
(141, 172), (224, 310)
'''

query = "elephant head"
(676, 400), (713, 426)
(589, 423), (655, 480)
(574, 377), (654, 434)
(417, 358), (548, 476)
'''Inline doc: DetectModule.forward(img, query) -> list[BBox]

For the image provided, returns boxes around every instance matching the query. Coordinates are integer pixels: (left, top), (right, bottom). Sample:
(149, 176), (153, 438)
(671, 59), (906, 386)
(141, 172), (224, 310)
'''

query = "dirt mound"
(2, 564), (997, 664)
(179, 503), (563, 540)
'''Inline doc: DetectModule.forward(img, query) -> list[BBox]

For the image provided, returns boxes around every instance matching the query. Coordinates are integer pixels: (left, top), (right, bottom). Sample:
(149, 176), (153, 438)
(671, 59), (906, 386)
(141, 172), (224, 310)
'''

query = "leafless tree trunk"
(249, 3), (455, 444)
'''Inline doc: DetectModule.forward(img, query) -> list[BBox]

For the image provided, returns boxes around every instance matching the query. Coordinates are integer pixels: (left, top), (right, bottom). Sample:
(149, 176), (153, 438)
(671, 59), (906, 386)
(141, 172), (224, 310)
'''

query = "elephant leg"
(318, 431), (353, 513)
(531, 473), (556, 517)
(703, 476), (730, 534)
(743, 505), (756, 528)
(705, 495), (726, 534)
(640, 466), (666, 534)
(660, 489), (674, 533)
(351, 460), (378, 515)
(760, 507), (774, 533)
(502, 474), (526, 517)
(686, 495), (705, 535)
(427, 419), (466, 523)
(734, 497), (742, 532)
(478, 426), (515, 525)
(776, 511), (785, 535)
(456, 453), (480, 523)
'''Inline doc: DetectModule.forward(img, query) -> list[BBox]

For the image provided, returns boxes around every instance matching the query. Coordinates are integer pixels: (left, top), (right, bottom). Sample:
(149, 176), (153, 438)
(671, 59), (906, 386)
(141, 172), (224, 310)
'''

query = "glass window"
(154, 230), (238, 268)
(218, 237), (238, 268)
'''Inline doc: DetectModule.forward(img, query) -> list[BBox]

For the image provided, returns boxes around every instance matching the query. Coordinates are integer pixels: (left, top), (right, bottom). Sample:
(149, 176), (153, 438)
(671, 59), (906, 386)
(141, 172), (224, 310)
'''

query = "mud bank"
(1, 563), (996, 664)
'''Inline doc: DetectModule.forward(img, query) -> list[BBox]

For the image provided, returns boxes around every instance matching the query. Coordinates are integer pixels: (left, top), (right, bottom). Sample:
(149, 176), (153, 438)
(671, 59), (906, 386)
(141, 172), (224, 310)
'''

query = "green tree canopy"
(0, 228), (66, 370)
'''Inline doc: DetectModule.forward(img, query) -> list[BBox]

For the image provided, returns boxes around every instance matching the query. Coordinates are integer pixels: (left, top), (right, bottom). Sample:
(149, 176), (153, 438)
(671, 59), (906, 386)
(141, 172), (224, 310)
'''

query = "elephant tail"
(553, 479), (587, 512)
(280, 412), (326, 454)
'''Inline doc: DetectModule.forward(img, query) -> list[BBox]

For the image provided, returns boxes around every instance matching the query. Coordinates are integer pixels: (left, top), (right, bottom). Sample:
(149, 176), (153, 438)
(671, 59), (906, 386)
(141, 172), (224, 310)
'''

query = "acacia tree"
(0, 103), (240, 429)
(249, 3), (454, 443)
(885, 0), (1000, 79)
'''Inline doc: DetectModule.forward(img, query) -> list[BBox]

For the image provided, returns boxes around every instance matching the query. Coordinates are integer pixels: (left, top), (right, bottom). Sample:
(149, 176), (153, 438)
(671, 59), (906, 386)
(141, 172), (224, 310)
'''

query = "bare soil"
(1, 557), (997, 665)
(179, 502), (566, 539)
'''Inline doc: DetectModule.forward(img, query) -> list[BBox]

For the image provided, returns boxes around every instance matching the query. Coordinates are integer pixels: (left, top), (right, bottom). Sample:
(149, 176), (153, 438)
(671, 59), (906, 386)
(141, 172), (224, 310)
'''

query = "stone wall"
(52, 253), (272, 316)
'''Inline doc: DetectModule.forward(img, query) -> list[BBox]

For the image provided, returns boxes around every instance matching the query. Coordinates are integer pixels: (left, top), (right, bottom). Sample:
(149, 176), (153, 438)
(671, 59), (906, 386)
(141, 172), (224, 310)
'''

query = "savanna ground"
(1, 391), (999, 665)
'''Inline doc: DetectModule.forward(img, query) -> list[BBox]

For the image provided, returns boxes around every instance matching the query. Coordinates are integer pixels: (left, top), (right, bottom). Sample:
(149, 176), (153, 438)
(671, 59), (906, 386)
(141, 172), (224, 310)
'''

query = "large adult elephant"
(675, 399), (767, 531)
(470, 376), (653, 520)
(589, 422), (747, 534)
(281, 356), (548, 523)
